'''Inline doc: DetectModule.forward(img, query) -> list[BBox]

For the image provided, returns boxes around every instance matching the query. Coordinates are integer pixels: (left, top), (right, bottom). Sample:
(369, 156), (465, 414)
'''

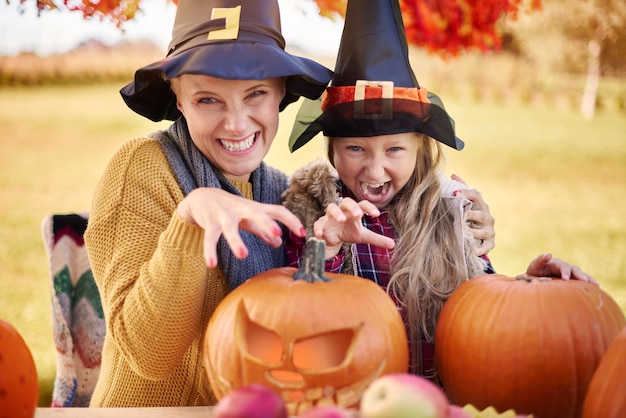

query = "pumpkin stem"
(515, 275), (553, 282)
(293, 237), (331, 283)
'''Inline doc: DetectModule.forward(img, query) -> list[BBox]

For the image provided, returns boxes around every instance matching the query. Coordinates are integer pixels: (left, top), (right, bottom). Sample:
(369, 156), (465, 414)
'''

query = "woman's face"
(331, 132), (419, 210)
(175, 74), (285, 182)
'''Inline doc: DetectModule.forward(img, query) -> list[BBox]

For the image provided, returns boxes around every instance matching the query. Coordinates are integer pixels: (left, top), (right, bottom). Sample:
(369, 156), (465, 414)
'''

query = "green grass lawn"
(1, 83), (625, 406)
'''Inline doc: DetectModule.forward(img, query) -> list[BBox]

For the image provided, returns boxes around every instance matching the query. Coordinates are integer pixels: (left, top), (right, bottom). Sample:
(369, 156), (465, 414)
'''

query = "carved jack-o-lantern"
(204, 238), (408, 415)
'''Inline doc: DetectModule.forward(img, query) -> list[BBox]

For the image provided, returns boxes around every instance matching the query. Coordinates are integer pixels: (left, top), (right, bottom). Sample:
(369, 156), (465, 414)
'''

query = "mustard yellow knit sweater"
(85, 137), (254, 407)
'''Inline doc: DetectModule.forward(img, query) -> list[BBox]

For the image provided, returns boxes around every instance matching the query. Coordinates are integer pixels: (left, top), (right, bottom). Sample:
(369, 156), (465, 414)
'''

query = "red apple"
(298, 405), (361, 417)
(359, 373), (449, 418)
(213, 384), (288, 418)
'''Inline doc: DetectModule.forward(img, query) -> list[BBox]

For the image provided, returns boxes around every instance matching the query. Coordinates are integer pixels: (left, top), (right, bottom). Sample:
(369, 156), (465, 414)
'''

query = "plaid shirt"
(344, 211), (395, 286)
(285, 211), (395, 286)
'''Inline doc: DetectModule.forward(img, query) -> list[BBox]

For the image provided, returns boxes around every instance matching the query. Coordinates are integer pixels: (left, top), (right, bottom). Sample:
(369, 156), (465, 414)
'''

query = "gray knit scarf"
(152, 118), (287, 291)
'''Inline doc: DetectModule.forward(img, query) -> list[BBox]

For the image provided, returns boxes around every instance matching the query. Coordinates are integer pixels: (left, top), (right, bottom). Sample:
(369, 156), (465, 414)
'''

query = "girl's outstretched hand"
(313, 197), (395, 259)
(452, 174), (495, 256)
(526, 253), (597, 283)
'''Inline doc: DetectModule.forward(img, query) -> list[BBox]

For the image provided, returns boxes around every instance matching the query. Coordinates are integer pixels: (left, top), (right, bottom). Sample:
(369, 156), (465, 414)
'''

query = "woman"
(84, 0), (333, 407)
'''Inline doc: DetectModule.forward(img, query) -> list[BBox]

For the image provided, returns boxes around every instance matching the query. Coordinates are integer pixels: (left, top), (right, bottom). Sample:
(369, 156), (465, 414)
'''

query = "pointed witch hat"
(289, 0), (463, 152)
(120, 0), (333, 122)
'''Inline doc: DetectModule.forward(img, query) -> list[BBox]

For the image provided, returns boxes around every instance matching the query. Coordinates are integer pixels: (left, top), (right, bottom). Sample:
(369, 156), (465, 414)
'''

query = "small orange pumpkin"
(435, 274), (626, 418)
(582, 325), (626, 418)
(204, 238), (408, 416)
(0, 318), (39, 418)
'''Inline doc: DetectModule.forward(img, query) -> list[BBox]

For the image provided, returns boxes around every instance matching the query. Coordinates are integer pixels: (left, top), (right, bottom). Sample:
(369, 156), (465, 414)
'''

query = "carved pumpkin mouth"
(210, 357), (386, 415)
(279, 358), (386, 415)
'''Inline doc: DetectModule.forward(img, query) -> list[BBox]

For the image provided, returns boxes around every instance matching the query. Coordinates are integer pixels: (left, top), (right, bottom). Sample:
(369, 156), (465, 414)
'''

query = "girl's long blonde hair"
(329, 133), (469, 380)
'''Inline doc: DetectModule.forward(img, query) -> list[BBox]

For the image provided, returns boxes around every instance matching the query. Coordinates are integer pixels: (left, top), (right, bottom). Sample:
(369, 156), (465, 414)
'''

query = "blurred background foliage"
(504, 0), (626, 76)
(2, 0), (626, 117)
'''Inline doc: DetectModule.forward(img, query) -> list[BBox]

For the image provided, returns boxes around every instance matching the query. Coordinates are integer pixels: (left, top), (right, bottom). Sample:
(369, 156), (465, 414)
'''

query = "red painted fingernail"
(452, 190), (459, 196)
(300, 227), (306, 237)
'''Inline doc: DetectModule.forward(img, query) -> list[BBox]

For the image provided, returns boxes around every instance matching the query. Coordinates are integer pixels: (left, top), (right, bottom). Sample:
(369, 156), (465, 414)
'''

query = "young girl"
(283, 0), (593, 383)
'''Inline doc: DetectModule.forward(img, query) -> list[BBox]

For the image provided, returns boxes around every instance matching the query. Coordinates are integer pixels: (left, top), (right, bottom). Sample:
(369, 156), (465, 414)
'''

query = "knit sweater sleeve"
(85, 138), (220, 380)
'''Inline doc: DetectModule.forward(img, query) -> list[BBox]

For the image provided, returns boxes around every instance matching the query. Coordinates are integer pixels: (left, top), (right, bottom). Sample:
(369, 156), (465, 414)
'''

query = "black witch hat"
(120, 0), (334, 122)
(289, 0), (463, 152)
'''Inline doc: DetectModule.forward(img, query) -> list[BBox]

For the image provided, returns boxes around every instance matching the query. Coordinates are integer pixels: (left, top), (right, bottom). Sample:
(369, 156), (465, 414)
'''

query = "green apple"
(360, 373), (449, 418)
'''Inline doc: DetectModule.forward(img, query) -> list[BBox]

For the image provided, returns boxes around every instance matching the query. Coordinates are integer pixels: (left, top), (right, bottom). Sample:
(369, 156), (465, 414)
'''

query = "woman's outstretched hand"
(177, 187), (306, 267)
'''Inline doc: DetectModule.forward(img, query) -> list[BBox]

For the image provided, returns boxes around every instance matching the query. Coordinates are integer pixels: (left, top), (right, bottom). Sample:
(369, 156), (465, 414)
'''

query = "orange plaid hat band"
(321, 81), (431, 112)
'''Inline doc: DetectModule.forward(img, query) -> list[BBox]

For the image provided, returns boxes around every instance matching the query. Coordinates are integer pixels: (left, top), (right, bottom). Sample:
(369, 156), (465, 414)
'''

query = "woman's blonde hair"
(328, 133), (469, 380)
(168, 76), (181, 97)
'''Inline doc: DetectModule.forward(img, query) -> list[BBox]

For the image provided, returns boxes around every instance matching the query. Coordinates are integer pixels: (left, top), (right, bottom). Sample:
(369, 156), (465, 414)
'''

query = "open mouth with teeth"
(360, 181), (390, 201)
(220, 133), (257, 152)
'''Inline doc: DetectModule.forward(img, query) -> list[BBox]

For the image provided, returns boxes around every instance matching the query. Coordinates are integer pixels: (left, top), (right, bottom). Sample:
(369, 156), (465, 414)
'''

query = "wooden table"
(35, 407), (215, 417)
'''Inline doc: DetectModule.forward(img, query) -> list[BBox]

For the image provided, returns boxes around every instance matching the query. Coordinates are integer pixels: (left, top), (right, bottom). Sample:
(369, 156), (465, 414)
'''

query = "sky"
(0, 0), (343, 56)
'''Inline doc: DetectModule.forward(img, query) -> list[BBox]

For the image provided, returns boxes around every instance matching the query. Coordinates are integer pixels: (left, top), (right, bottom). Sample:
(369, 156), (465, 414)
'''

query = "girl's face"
(175, 74), (285, 182)
(331, 132), (419, 209)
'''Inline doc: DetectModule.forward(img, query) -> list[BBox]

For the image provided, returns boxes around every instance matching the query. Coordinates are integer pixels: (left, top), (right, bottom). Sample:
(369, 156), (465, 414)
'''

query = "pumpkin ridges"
(467, 277), (502, 400)
(505, 279), (545, 411)
(568, 280), (622, 415)
(485, 278), (524, 402)
(547, 282), (582, 418)
(536, 278), (617, 418)
(583, 325), (626, 418)
(481, 278), (555, 413)
(598, 291), (626, 345)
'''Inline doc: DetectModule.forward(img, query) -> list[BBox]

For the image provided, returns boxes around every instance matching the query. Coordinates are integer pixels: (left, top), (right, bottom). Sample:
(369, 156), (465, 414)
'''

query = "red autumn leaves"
(313, 0), (542, 56)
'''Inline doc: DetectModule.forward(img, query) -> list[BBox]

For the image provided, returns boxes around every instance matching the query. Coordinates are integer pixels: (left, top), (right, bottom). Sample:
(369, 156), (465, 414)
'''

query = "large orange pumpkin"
(0, 318), (39, 418)
(204, 238), (408, 416)
(435, 274), (626, 418)
(582, 324), (626, 418)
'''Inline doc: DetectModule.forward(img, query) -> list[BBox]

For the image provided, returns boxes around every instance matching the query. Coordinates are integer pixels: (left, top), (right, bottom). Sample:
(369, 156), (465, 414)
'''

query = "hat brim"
(289, 96), (464, 152)
(121, 43), (333, 122)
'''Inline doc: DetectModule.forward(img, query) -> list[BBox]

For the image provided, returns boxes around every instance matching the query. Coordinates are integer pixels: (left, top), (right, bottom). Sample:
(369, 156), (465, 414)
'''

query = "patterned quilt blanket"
(42, 213), (104, 407)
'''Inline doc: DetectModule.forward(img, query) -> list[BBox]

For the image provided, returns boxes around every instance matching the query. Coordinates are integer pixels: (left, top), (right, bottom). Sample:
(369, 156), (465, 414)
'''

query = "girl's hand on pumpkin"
(452, 174), (496, 256)
(526, 253), (597, 284)
(177, 187), (306, 267)
(313, 197), (395, 259)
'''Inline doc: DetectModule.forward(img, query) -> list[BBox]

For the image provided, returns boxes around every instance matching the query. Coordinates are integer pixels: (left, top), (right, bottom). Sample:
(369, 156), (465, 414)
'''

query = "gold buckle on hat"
(354, 80), (393, 120)
(208, 6), (241, 41)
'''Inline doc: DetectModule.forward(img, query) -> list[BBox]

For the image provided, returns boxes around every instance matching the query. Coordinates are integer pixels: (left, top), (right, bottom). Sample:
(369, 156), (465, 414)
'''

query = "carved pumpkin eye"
(244, 313), (283, 364)
(293, 328), (357, 370)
